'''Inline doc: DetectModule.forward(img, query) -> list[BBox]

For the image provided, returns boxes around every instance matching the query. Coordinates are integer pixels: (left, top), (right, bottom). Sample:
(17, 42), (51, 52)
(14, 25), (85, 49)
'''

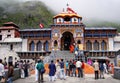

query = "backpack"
(66, 62), (69, 69)
(99, 63), (104, 71)
(60, 62), (64, 68)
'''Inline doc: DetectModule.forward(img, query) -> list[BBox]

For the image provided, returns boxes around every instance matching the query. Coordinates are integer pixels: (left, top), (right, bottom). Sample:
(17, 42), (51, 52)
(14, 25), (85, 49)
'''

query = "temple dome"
(53, 5), (82, 19)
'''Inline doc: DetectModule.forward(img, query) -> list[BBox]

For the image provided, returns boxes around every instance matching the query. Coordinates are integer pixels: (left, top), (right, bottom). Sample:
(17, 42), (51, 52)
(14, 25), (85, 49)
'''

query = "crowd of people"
(0, 59), (14, 83)
(35, 58), (114, 82)
(0, 56), (114, 83)
(34, 58), (85, 82)
(0, 59), (34, 83)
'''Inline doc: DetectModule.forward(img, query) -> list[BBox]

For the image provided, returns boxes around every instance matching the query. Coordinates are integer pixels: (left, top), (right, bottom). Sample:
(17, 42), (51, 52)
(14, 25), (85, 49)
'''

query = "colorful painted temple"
(0, 6), (120, 63)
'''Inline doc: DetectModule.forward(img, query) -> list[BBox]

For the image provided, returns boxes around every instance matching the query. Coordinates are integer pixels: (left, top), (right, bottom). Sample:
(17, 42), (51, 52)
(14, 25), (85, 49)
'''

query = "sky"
(1, 0), (120, 23)
(39, 0), (120, 23)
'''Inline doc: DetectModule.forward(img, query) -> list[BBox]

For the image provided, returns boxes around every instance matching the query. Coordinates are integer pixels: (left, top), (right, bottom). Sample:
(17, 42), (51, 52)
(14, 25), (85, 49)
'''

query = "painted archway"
(61, 31), (74, 50)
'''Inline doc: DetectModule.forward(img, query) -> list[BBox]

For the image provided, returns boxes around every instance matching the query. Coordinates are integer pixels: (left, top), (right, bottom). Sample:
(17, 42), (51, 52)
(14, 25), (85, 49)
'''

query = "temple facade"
(0, 6), (120, 63)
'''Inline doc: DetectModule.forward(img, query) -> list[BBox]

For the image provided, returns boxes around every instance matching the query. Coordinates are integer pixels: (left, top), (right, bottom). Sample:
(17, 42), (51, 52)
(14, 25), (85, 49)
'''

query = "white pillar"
(41, 43), (44, 51)
(34, 43), (37, 51)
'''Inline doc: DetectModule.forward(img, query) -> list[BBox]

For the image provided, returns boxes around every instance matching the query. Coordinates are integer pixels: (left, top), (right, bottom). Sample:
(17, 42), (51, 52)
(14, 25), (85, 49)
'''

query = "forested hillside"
(0, 1), (54, 29)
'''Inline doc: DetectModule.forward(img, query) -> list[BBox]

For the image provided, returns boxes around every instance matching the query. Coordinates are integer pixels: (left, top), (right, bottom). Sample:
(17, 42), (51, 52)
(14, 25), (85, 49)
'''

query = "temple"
(0, 6), (120, 63)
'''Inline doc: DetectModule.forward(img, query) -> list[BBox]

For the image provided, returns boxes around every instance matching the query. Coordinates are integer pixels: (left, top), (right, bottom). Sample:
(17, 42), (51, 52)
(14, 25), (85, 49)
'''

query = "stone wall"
(5, 68), (20, 81)
(0, 42), (22, 64)
(114, 67), (120, 79)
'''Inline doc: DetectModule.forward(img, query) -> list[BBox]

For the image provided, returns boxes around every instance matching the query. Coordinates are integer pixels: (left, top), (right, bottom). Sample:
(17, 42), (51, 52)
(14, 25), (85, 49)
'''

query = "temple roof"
(54, 12), (82, 18)
(53, 6), (82, 19)
(2, 22), (19, 29)
(20, 28), (51, 32)
(19, 27), (117, 32)
(85, 27), (117, 30)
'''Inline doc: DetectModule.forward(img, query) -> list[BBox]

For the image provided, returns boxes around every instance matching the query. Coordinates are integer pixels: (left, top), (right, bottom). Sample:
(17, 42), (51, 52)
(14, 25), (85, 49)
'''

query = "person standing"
(48, 60), (56, 81)
(72, 60), (76, 77)
(35, 60), (39, 82)
(65, 61), (69, 76)
(60, 59), (66, 80)
(81, 60), (85, 78)
(103, 63), (108, 74)
(55, 59), (60, 79)
(0, 59), (5, 81)
(36, 60), (44, 83)
(24, 60), (29, 77)
(19, 60), (25, 78)
(93, 60), (99, 80)
(69, 60), (73, 77)
(76, 59), (82, 78)
(69, 44), (74, 53)
(7, 62), (14, 83)
(87, 58), (92, 66)
(99, 62), (104, 79)
(74, 45), (79, 59)
(27, 60), (30, 76)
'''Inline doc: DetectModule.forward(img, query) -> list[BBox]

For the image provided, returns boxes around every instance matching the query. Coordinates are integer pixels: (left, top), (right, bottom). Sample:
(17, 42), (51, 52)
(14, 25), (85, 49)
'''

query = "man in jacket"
(36, 60), (44, 83)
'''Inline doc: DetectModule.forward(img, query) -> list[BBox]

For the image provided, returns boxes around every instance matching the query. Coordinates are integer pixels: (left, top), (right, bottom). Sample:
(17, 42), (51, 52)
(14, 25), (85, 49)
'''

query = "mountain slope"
(0, 1), (54, 29)
(85, 20), (120, 32)
(0, 0), (120, 32)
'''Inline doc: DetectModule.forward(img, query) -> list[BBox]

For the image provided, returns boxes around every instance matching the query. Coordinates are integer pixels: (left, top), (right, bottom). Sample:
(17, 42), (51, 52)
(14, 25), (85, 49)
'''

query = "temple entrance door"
(61, 32), (74, 50)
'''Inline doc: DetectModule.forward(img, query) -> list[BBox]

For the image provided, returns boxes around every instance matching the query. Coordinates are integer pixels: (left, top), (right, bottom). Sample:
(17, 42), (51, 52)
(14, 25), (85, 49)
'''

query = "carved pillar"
(91, 41), (94, 51)
(99, 41), (101, 51)
(41, 43), (44, 51)
(34, 43), (37, 51)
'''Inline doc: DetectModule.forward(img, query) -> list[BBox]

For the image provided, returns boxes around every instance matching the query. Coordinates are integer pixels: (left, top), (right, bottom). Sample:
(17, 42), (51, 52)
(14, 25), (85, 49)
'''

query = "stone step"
(43, 51), (85, 63)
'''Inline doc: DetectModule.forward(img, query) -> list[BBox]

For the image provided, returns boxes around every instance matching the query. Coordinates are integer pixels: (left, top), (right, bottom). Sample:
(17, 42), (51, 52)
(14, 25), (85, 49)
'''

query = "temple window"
(8, 30), (10, 32)
(10, 44), (13, 50)
(59, 19), (61, 22)
(101, 40), (107, 50)
(93, 40), (99, 50)
(7, 35), (11, 38)
(29, 41), (34, 51)
(72, 17), (78, 23)
(36, 41), (42, 51)
(64, 16), (70, 21)
(57, 18), (63, 23)
(86, 40), (92, 50)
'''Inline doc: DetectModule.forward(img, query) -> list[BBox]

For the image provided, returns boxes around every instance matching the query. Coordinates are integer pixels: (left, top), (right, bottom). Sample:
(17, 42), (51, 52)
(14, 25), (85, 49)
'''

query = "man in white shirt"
(93, 60), (99, 79)
(76, 59), (83, 77)
(0, 59), (5, 81)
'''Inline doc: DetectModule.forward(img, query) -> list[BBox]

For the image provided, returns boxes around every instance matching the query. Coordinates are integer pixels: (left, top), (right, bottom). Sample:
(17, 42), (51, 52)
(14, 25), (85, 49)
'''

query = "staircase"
(53, 51), (75, 60)
(43, 51), (75, 63)
(43, 50), (85, 63)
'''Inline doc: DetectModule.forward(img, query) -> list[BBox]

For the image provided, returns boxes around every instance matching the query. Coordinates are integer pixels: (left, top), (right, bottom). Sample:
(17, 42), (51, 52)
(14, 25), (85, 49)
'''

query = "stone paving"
(14, 74), (120, 83)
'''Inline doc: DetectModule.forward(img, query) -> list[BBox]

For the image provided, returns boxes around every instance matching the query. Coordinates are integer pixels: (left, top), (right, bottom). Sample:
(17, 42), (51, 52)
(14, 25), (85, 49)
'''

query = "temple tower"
(51, 5), (85, 51)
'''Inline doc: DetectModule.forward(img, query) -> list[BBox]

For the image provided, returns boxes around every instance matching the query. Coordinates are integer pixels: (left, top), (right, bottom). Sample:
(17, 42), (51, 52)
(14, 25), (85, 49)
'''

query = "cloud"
(38, 0), (120, 22)
(0, 0), (120, 22)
